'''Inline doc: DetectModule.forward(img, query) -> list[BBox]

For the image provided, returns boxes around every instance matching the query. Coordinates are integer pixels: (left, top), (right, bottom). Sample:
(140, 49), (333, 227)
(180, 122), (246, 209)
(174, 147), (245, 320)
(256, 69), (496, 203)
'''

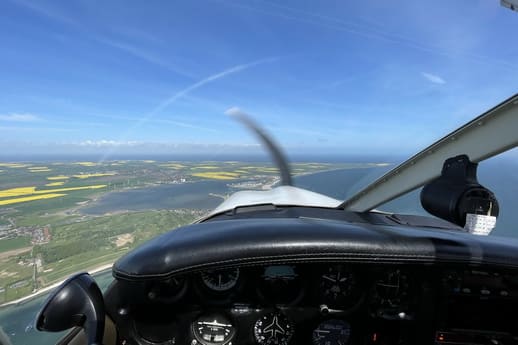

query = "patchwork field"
(0, 159), (363, 304)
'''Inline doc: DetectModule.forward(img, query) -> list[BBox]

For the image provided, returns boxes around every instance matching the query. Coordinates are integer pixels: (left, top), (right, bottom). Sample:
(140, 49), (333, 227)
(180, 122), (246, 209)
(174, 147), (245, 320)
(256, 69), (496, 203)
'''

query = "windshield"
(1, 1), (517, 344)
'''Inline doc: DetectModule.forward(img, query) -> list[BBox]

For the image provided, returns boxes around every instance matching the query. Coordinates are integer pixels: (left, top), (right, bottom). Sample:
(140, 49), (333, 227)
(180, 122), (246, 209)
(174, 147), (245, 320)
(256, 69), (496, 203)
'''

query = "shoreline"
(0, 167), (345, 308)
(0, 263), (113, 308)
(0, 162), (387, 309)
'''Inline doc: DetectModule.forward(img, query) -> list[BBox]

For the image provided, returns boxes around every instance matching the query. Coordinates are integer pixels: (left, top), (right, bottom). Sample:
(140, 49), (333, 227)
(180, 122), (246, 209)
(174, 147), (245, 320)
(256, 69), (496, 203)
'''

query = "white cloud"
(78, 140), (141, 147)
(0, 113), (40, 122)
(76, 140), (261, 149)
(99, 57), (278, 161)
(421, 72), (446, 85)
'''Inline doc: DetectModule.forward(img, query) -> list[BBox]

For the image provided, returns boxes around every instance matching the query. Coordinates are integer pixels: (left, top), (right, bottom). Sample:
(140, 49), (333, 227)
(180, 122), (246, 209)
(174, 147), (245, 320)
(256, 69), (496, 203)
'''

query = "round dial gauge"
(137, 319), (179, 344)
(319, 265), (359, 308)
(375, 269), (408, 307)
(201, 268), (240, 292)
(312, 320), (351, 345)
(147, 276), (187, 302)
(192, 314), (235, 345)
(166, 276), (185, 293)
(258, 265), (302, 305)
(254, 312), (294, 345)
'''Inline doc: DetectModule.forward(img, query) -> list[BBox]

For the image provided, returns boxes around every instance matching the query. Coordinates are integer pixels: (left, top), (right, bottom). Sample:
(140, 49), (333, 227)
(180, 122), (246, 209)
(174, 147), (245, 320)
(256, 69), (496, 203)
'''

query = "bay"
(1, 159), (517, 345)
(81, 180), (231, 215)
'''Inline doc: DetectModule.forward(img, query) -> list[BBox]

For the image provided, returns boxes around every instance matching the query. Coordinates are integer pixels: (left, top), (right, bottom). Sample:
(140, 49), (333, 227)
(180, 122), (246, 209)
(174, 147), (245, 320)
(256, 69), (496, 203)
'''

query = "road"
(0, 246), (32, 260)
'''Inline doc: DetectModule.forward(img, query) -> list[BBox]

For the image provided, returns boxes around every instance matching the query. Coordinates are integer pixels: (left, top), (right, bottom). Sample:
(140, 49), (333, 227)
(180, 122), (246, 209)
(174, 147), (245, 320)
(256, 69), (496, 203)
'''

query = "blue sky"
(1, 0), (517, 157)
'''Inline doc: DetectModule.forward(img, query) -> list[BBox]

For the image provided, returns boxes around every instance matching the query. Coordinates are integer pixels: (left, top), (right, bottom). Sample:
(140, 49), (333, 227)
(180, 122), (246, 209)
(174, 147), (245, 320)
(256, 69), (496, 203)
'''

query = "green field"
(0, 209), (202, 303)
(0, 159), (362, 304)
(0, 237), (30, 252)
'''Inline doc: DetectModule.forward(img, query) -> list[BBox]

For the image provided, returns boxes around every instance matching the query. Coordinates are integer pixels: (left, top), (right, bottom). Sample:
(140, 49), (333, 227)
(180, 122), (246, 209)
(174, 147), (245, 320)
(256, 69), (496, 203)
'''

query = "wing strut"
(340, 93), (518, 212)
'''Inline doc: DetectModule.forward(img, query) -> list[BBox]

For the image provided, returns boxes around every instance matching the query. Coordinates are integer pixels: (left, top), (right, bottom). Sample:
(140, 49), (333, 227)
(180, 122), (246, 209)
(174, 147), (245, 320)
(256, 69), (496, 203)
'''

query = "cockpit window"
(0, 1), (517, 344)
(378, 148), (518, 237)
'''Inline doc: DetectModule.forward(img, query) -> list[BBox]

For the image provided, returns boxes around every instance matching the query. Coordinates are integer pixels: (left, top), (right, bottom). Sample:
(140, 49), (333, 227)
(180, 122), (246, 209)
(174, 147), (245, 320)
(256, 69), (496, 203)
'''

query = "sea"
(81, 180), (230, 215)
(0, 156), (516, 345)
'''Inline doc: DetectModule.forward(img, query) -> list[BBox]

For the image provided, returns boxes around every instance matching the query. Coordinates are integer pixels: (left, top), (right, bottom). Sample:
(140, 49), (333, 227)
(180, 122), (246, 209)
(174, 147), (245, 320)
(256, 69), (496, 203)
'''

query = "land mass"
(0, 160), (384, 304)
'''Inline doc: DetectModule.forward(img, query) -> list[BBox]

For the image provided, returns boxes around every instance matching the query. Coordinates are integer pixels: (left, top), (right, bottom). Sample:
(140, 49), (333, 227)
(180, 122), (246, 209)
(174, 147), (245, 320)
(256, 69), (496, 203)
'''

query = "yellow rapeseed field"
(0, 193), (67, 206)
(0, 187), (37, 197)
(0, 163), (29, 168)
(160, 163), (186, 169)
(192, 172), (240, 180)
(75, 162), (97, 166)
(47, 175), (70, 180)
(35, 185), (107, 194)
(256, 168), (279, 173)
(72, 173), (116, 179)
(45, 182), (65, 187)
(0, 185), (107, 198)
(195, 166), (219, 169)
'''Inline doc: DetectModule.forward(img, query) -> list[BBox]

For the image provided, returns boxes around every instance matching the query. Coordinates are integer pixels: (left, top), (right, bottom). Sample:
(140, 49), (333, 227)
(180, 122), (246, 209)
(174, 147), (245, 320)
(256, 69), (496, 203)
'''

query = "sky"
(1, 0), (518, 158)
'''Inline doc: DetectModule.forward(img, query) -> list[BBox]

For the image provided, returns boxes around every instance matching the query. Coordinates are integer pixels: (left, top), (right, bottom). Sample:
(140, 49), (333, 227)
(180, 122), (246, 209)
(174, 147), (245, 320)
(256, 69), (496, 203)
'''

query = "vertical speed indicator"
(312, 320), (351, 345)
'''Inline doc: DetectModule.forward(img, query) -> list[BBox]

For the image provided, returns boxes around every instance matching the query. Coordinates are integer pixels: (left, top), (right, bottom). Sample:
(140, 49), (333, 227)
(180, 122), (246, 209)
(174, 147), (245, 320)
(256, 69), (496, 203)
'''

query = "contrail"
(146, 57), (278, 119)
(99, 57), (278, 162)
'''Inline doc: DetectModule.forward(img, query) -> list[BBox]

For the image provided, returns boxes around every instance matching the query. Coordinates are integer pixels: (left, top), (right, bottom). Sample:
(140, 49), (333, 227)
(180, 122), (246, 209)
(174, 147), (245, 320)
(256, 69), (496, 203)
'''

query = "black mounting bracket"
(420, 154), (499, 227)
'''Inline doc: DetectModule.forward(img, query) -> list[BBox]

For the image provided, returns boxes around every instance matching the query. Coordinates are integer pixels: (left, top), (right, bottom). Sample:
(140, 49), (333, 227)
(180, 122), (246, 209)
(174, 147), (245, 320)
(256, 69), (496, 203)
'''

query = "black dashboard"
(105, 209), (518, 345)
(106, 263), (518, 345)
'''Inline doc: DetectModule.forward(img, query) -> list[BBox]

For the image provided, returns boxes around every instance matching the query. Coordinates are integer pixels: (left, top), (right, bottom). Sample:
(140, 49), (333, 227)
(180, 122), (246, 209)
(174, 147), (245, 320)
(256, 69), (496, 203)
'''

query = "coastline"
(0, 164), (380, 309)
(0, 263), (113, 308)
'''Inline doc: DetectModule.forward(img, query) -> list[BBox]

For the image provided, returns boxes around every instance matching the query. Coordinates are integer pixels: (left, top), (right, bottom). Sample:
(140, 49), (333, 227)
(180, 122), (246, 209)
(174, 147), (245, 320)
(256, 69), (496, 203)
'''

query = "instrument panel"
(110, 264), (518, 345)
(144, 264), (403, 310)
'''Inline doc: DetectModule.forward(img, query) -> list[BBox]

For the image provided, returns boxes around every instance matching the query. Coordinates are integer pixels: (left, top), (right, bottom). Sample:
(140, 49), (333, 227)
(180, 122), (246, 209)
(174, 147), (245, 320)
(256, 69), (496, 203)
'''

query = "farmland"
(0, 159), (363, 304)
